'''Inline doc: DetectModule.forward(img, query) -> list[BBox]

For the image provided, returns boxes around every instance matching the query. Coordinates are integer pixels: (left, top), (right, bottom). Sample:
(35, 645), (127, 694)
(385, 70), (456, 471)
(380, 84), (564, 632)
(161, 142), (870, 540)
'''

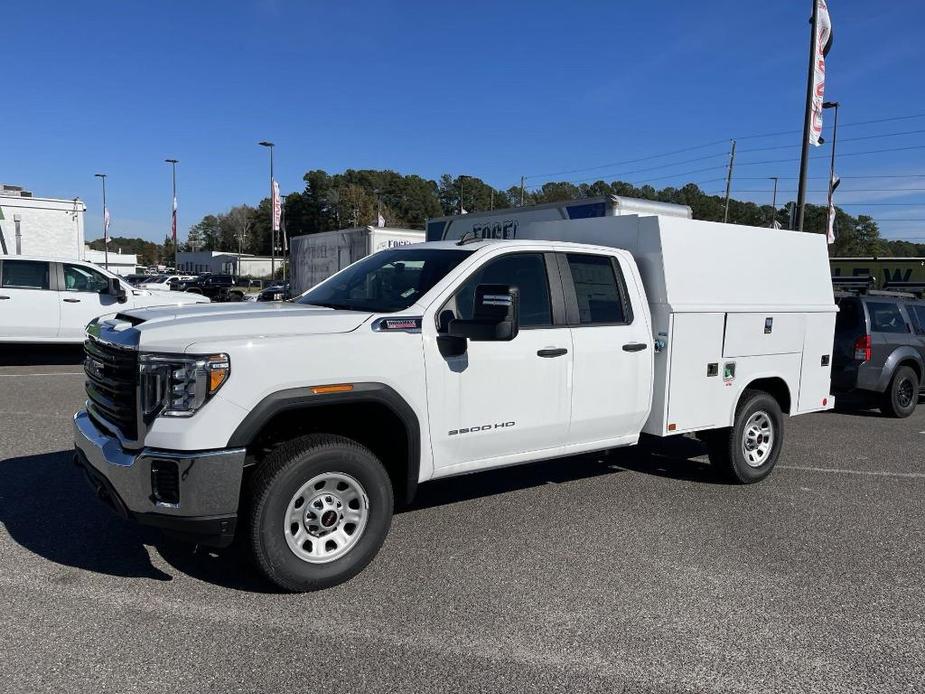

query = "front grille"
(84, 338), (139, 441)
(150, 459), (180, 505)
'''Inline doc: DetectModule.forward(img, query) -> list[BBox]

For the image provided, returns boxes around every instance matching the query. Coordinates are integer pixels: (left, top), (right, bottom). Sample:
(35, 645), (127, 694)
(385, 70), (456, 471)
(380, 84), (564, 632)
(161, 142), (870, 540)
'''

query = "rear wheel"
(247, 434), (393, 592)
(707, 390), (784, 484)
(880, 366), (919, 418)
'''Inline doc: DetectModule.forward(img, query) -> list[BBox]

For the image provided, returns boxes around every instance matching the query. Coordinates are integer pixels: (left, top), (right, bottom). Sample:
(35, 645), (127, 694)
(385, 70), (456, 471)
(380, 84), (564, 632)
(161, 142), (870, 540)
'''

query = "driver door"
(423, 251), (572, 472)
(58, 263), (124, 340)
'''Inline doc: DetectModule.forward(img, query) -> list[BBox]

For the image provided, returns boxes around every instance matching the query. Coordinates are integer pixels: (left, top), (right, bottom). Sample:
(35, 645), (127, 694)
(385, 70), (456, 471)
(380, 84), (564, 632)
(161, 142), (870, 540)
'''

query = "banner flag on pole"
(171, 196), (177, 243)
(377, 212), (385, 228)
(808, 0), (833, 147)
(826, 171), (840, 245)
(272, 179), (281, 233)
(280, 202), (288, 252)
(104, 207), (111, 243)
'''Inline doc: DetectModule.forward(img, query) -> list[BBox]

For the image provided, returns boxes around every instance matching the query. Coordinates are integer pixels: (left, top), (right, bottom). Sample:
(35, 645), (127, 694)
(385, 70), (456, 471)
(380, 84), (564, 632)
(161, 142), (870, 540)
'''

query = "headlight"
(139, 353), (230, 418)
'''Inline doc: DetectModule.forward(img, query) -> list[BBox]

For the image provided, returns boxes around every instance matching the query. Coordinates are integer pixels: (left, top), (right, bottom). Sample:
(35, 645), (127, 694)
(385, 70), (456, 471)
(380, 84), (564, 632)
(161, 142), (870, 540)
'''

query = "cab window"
(63, 264), (110, 293)
(446, 253), (552, 328)
(0, 260), (50, 290)
(565, 253), (630, 325)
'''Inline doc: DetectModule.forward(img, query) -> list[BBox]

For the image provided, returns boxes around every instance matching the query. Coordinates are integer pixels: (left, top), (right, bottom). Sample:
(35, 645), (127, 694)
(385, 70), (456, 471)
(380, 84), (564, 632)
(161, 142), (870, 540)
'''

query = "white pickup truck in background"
(0, 256), (210, 343)
(74, 214), (836, 591)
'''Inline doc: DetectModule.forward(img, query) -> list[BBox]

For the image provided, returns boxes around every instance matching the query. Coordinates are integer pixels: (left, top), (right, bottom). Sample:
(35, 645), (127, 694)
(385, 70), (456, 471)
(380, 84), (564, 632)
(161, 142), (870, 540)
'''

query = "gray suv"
(832, 292), (925, 417)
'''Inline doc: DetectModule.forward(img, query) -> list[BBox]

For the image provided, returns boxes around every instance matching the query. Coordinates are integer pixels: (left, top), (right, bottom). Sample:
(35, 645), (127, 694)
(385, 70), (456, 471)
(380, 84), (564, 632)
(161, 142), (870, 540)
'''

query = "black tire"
(229, 291), (244, 302)
(880, 365), (919, 418)
(707, 390), (785, 484)
(247, 434), (393, 592)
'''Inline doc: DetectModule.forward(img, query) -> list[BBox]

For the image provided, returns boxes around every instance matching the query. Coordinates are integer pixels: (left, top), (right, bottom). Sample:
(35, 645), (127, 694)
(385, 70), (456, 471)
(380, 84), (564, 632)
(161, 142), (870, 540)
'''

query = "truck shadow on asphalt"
(0, 345), (85, 366)
(0, 439), (723, 592)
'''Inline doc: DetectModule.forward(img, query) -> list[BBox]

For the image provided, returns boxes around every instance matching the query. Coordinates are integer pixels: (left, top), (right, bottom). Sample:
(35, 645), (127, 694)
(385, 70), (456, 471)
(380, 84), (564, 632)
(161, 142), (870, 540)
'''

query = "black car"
(174, 274), (244, 302)
(832, 291), (925, 417)
(256, 281), (291, 302)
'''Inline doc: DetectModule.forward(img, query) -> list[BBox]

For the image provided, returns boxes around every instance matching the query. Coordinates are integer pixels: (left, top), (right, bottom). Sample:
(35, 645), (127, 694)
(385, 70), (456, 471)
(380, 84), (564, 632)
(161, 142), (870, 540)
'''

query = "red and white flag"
(271, 179), (281, 233)
(104, 207), (111, 243)
(808, 0), (834, 147)
(171, 196), (177, 243)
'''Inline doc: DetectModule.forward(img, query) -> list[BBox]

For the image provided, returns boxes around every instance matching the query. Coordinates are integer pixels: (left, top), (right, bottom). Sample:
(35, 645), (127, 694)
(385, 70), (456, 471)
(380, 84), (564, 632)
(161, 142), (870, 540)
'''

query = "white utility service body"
(525, 214), (837, 435)
(73, 214), (836, 591)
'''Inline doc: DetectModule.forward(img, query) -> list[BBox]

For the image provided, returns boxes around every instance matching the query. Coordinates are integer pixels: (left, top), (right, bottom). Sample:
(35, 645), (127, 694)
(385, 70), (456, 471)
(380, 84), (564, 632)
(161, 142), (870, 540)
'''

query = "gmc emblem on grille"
(86, 358), (105, 379)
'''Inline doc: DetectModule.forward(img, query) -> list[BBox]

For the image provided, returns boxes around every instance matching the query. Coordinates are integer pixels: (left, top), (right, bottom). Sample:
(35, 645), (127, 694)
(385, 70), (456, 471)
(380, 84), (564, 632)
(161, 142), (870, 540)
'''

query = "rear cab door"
(556, 248), (653, 446)
(0, 259), (59, 340)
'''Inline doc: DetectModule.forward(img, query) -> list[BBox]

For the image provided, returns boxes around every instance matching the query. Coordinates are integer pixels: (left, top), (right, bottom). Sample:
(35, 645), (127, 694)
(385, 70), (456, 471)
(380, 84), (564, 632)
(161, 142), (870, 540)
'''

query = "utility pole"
(520, 176), (525, 206)
(796, 0), (820, 231)
(258, 141), (275, 279)
(723, 140), (737, 224)
(165, 159), (179, 271)
(490, 189), (494, 211)
(94, 173), (108, 269)
(769, 176), (779, 228)
(459, 176), (464, 214)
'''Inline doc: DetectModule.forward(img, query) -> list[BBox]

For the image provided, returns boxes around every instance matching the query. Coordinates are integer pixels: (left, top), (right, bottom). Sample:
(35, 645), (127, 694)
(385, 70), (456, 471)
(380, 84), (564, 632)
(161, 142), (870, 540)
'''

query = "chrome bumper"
(73, 409), (246, 518)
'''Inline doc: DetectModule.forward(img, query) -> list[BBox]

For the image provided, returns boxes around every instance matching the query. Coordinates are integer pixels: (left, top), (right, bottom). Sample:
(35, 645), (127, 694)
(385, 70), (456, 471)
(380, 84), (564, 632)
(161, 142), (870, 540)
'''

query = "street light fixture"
(258, 141), (275, 279)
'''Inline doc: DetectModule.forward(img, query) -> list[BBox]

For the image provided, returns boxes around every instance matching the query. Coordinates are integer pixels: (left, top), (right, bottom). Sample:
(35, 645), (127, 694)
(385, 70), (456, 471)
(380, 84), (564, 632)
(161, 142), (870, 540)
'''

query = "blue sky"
(4, 0), (925, 242)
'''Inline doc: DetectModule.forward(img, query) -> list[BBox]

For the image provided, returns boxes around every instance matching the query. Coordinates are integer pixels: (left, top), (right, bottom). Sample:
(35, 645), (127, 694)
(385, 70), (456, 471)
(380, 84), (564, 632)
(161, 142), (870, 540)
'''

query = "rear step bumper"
(73, 410), (246, 547)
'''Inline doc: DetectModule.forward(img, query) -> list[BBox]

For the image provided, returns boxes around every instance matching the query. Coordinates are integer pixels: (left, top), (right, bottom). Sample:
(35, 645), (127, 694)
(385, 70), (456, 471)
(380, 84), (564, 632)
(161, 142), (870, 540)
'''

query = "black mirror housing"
(107, 277), (128, 304)
(448, 284), (519, 342)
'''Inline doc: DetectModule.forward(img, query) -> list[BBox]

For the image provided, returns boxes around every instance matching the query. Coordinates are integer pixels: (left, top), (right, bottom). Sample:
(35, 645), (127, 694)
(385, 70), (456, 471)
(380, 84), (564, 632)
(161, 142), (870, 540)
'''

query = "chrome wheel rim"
(741, 411), (774, 468)
(284, 472), (369, 564)
(897, 378), (915, 408)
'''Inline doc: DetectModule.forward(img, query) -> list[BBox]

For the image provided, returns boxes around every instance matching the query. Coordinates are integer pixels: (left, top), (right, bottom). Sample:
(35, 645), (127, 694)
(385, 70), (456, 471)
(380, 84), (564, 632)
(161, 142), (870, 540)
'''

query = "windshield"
(298, 248), (473, 313)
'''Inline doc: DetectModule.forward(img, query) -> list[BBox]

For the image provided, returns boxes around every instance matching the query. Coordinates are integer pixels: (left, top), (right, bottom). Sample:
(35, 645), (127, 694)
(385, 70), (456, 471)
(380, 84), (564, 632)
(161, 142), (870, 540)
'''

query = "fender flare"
(878, 346), (924, 392)
(227, 382), (421, 503)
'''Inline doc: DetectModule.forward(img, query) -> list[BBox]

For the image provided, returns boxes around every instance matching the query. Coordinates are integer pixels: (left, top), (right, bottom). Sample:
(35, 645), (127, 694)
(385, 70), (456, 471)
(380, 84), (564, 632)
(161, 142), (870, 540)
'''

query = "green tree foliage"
(168, 168), (925, 260)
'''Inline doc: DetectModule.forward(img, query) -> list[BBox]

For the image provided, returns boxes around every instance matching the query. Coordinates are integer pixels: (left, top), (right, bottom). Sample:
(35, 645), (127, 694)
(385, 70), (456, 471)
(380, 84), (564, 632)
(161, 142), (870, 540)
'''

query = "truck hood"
(111, 302), (373, 351)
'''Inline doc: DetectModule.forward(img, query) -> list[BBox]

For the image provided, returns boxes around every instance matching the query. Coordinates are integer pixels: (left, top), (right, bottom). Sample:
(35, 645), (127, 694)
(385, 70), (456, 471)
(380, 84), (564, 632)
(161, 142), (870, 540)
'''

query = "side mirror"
(448, 284), (520, 342)
(107, 277), (128, 304)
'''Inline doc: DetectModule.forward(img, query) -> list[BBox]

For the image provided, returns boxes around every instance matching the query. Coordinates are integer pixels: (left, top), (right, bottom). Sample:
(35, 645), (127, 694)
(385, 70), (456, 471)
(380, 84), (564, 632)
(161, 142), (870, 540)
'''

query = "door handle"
(63, 298), (81, 303)
(622, 342), (648, 352)
(0, 295), (9, 300)
(537, 348), (568, 358)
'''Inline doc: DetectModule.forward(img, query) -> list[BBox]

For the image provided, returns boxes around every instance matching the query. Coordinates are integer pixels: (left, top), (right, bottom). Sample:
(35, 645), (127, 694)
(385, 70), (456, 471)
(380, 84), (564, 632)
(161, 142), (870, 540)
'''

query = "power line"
(735, 143), (925, 168)
(732, 112), (925, 142)
(522, 139), (729, 180)
(735, 174), (925, 180)
(735, 128), (925, 155)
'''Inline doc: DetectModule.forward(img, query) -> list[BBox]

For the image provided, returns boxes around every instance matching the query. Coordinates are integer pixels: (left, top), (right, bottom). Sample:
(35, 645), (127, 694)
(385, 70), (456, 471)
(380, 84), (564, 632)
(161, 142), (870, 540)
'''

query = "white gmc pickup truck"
(74, 214), (837, 591)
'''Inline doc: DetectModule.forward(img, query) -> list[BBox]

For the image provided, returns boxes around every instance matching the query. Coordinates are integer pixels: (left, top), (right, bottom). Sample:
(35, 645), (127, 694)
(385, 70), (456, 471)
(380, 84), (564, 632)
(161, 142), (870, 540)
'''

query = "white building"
(0, 184), (86, 259)
(177, 251), (278, 278)
(83, 247), (139, 277)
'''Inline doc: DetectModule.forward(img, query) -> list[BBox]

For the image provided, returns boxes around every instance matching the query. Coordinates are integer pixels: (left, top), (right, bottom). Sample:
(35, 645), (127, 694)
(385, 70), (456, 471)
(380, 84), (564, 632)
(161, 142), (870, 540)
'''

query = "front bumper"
(73, 410), (246, 547)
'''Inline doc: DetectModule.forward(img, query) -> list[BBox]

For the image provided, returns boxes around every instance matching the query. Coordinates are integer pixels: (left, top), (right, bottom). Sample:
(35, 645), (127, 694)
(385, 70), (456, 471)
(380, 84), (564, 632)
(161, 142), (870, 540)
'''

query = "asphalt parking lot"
(0, 347), (923, 694)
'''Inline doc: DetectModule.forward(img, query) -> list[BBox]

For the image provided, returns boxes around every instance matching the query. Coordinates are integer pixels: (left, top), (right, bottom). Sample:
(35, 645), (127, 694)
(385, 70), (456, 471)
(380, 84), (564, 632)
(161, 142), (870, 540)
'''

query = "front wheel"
(707, 390), (784, 484)
(247, 434), (393, 592)
(880, 365), (919, 418)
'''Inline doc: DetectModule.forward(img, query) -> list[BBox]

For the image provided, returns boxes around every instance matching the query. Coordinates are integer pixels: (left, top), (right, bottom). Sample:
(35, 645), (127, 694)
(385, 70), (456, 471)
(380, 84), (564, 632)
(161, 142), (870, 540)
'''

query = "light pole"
(259, 141), (275, 279)
(769, 177), (779, 228)
(823, 101), (840, 242)
(94, 173), (108, 269)
(165, 159), (178, 271)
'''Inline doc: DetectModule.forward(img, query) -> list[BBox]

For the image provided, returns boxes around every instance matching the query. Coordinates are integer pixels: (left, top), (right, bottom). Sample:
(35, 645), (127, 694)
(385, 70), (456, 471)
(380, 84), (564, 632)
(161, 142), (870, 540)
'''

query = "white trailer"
(525, 214), (837, 435)
(289, 226), (424, 293)
(426, 195), (691, 242)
